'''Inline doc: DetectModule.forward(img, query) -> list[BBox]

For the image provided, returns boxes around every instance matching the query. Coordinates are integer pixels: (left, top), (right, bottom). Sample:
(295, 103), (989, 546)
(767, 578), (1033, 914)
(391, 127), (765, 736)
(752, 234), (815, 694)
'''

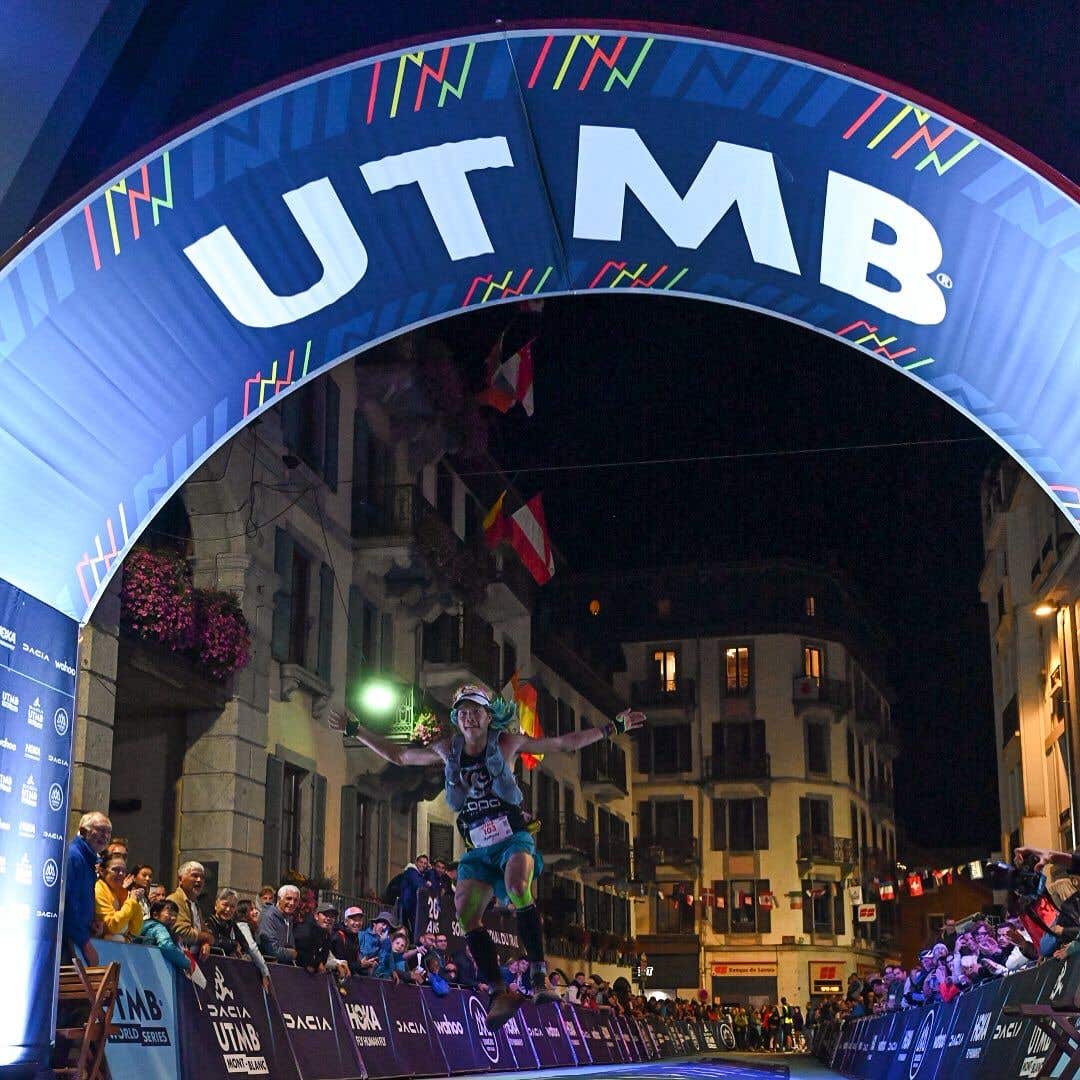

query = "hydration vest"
(444, 729), (523, 812)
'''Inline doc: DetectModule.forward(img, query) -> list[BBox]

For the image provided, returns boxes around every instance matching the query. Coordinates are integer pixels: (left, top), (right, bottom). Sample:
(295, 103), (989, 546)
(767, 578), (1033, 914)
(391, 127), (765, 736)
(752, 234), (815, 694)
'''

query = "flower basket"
(121, 547), (252, 682)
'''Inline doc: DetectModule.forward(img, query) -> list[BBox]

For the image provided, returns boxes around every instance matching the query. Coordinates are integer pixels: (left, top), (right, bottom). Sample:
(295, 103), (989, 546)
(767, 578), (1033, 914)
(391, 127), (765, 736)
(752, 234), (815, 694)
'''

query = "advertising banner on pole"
(0, 576), (77, 1070)
(413, 885), (520, 964)
(176, 956), (300, 1079)
(96, 941), (181, 1080)
(268, 965), (365, 1079)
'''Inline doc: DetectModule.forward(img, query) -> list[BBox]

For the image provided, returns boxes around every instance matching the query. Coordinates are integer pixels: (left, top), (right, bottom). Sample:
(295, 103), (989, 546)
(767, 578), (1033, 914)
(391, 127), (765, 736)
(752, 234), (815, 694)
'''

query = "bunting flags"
(907, 872), (924, 897)
(879, 882), (895, 900)
(509, 495), (555, 584)
(478, 338), (536, 415)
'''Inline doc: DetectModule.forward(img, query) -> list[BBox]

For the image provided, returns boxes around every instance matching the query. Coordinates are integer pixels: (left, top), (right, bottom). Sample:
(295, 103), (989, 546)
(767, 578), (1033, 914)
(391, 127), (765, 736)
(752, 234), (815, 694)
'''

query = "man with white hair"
(258, 884), (299, 964)
(167, 861), (207, 948)
(63, 811), (112, 964)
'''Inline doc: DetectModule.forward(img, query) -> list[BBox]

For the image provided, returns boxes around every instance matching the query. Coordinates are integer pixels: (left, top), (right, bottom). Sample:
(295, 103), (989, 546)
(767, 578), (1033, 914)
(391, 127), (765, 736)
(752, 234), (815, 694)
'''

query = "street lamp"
(357, 677), (401, 718)
(1035, 601), (1057, 617)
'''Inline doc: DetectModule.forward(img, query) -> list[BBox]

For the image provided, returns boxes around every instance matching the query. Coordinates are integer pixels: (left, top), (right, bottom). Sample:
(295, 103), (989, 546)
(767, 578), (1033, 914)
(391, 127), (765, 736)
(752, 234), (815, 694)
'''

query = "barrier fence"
(812, 955), (1080, 1079)
(92, 943), (731, 1079)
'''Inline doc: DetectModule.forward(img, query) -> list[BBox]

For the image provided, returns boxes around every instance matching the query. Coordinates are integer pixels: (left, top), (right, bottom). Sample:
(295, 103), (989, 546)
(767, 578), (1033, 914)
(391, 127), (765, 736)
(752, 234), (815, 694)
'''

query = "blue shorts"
(456, 829), (544, 904)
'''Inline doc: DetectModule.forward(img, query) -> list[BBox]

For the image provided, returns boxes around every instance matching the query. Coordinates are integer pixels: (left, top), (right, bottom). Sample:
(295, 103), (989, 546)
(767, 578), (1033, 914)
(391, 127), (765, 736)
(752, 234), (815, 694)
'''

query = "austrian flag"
(477, 338), (535, 416)
(509, 495), (555, 585)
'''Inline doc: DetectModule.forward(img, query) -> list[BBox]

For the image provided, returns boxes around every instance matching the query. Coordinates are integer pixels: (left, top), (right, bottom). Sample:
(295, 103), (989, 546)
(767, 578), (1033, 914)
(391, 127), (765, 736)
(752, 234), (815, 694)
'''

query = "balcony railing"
(704, 753), (771, 782)
(868, 778), (893, 812)
(352, 483), (423, 539)
(630, 679), (696, 710)
(797, 834), (856, 864)
(595, 835), (632, 878)
(539, 812), (594, 862)
(635, 836), (699, 865)
(792, 675), (851, 712)
(580, 740), (629, 795)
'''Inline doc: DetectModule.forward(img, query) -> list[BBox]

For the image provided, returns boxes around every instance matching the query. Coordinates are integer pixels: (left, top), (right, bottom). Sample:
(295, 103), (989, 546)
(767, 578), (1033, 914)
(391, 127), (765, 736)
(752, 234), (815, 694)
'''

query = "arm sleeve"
(237, 923), (270, 978)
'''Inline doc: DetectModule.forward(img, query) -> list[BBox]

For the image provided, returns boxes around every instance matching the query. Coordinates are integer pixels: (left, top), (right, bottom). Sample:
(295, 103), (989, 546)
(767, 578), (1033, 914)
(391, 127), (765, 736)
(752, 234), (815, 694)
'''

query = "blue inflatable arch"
(1, 21), (1077, 624)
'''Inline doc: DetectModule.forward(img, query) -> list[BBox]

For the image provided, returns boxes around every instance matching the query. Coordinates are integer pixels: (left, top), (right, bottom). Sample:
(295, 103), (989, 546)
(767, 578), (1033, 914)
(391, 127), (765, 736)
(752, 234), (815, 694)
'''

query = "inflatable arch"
(0, 20), (1077, 1067)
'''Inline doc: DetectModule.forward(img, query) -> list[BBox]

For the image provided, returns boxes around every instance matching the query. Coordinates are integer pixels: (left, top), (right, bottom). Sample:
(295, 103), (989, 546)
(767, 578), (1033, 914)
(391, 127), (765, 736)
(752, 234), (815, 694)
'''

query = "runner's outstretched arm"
(506, 709), (645, 756)
(330, 709), (445, 766)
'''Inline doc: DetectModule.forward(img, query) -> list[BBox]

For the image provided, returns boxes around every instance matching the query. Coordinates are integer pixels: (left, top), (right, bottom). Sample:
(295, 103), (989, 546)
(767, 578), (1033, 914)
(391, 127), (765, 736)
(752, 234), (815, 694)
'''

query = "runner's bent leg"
(455, 879), (502, 990)
(505, 851), (557, 1002)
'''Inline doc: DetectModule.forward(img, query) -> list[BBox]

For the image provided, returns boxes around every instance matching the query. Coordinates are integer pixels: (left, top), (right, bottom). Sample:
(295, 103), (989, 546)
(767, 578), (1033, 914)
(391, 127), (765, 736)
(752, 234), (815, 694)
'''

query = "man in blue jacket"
(400, 854), (437, 931)
(63, 811), (112, 965)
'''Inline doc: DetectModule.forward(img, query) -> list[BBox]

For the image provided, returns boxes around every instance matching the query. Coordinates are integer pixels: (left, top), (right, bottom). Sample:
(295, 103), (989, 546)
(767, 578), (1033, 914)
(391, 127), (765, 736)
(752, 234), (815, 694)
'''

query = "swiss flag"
(509, 495), (555, 585)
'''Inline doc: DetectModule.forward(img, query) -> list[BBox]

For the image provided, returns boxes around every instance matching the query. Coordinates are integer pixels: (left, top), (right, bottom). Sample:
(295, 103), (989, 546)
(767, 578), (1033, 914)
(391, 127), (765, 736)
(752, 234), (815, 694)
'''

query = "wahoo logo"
(0, 626), (15, 650)
(433, 1017), (465, 1036)
(185, 130), (947, 333)
(284, 1013), (331, 1031)
(54, 658), (76, 677)
(909, 1010), (935, 1078)
(347, 1003), (382, 1032)
(0, 738), (14, 752)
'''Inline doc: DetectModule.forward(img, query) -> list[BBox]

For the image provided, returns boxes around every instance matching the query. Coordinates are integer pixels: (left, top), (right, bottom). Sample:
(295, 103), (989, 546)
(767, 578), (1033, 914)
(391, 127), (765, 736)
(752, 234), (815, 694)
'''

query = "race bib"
(469, 815), (513, 848)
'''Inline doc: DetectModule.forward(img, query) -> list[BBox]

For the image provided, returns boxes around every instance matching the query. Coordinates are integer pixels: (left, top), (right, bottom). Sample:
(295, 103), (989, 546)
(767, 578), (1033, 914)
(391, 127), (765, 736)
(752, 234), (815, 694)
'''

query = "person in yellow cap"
(337, 682), (645, 1030)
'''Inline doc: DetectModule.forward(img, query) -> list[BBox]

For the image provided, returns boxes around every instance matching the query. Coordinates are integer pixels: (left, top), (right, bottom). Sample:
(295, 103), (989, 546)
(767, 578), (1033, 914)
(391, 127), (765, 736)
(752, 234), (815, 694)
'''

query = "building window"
(280, 764), (304, 874)
(655, 881), (695, 933)
(857, 739), (866, 790)
(429, 822), (455, 865)
(639, 800), (693, 847)
(799, 796), (833, 843)
(653, 649), (678, 693)
(724, 645), (752, 695)
(846, 728), (856, 783)
(557, 698), (576, 736)
(803, 644), (824, 679)
(640, 724), (692, 774)
(281, 377), (340, 490)
(712, 797), (769, 852)
(806, 718), (830, 775)
(802, 881), (835, 935)
(805, 595), (816, 617)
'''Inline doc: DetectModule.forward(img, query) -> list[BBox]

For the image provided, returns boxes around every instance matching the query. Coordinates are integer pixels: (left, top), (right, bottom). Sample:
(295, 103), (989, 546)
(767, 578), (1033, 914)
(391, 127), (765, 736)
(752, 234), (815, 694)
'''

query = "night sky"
(14, 0), (1078, 850)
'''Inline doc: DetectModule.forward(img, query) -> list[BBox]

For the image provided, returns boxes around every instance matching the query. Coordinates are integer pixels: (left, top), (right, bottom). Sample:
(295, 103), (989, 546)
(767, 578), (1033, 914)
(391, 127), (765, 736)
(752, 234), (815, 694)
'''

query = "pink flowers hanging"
(121, 548), (251, 681)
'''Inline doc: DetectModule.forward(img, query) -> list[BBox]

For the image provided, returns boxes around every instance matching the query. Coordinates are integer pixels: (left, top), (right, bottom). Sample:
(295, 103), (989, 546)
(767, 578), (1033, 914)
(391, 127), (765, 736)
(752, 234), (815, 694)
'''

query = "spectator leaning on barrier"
(206, 888), (246, 958)
(140, 899), (191, 973)
(259, 884), (300, 964)
(375, 930), (410, 981)
(358, 910), (397, 972)
(63, 811), (112, 965)
(168, 861), (207, 948)
(332, 906), (372, 975)
(94, 851), (145, 941)
(296, 902), (351, 979)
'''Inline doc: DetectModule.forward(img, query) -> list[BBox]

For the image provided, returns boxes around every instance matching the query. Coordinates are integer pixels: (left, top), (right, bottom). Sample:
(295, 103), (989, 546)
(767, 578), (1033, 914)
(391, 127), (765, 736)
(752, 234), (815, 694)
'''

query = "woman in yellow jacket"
(94, 851), (145, 940)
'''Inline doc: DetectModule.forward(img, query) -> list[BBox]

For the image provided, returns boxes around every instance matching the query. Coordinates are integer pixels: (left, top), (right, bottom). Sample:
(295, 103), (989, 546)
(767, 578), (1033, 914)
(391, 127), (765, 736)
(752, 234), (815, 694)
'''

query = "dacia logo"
(21, 643), (49, 663)
(285, 1013), (331, 1031)
(395, 1019), (426, 1035)
(214, 966), (234, 1003)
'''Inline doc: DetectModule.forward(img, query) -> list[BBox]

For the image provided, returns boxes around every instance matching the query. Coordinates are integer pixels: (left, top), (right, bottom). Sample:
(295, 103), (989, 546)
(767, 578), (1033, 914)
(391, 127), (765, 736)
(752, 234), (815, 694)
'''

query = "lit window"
(653, 650), (677, 693)
(803, 645), (823, 679)
(725, 646), (751, 694)
(805, 595), (816, 617)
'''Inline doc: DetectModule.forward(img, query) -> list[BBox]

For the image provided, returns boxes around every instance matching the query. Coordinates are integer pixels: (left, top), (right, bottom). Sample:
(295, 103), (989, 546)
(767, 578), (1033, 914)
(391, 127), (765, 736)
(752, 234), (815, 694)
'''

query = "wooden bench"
(1001, 1001), (1080, 1079)
(55, 957), (121, 1080)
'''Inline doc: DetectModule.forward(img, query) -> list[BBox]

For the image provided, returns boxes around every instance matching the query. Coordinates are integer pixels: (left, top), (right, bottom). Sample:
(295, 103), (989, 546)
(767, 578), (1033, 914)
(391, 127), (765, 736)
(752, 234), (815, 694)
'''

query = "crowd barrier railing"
(812, 955), (1080, 1080)
(89, 942), (730, 1079)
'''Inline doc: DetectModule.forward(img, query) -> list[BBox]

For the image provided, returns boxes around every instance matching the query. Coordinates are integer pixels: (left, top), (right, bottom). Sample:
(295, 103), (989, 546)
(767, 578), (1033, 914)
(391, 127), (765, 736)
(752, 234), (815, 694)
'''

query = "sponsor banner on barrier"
(697, 1021), (719, 1052)
(341, 977), (397, 1077)
(634, 1017), (660, 1059)
(421, 988), (477, 1075)
(556, 1003), (591, 1064)
(385, 983), (447, 1077)
(176, 956), (300, 1079)
(526, 1003), (578, 1068)
(645, 1015), (674, 1058)
(501, 1010), (539, 1069)
(571, 1005), (619, 1063)
(96, 941), (180, 1080)
(268, 965), (365, 1080)
(614, 1014), (643, 1061)
(462, 989), (516, 1072)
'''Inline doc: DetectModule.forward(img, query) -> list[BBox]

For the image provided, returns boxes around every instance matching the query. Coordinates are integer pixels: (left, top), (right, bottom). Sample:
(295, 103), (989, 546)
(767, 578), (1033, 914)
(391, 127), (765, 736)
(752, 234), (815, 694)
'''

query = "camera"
(986, 857), (1042, 900)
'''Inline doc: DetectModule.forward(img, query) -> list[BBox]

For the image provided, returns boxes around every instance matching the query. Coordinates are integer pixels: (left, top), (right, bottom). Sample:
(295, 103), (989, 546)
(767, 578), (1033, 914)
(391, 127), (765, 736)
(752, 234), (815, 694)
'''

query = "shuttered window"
(316, 563), (334, 682)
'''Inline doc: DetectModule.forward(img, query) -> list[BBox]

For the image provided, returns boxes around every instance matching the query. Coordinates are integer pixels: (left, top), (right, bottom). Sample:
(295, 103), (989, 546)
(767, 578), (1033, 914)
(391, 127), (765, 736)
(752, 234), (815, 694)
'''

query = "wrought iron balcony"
(352, 483), (423, 540)
(704, 753), (771, 782)
(630, 678), (696, 710)
(580, 739), (629, 799)
(588, 835), (632, 880)
(635, 836), (699, 866)
(797, 833), (856, 864)
(539, 812), (594, 868)
(792, 675), (851, 712)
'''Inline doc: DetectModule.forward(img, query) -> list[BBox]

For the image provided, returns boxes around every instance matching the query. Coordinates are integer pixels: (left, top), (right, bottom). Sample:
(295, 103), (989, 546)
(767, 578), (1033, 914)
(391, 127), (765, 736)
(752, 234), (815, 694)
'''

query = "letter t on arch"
(183, 177), (369, 329)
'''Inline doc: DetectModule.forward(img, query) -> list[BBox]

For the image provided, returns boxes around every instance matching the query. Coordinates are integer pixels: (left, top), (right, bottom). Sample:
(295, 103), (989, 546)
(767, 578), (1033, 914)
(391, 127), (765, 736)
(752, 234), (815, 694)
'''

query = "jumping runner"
(337, 683), (645, 1029)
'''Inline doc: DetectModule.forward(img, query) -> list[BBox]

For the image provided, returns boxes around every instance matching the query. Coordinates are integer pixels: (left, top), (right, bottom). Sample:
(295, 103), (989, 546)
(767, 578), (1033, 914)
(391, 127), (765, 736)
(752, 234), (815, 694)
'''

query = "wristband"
(602, 722), (617, 738)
